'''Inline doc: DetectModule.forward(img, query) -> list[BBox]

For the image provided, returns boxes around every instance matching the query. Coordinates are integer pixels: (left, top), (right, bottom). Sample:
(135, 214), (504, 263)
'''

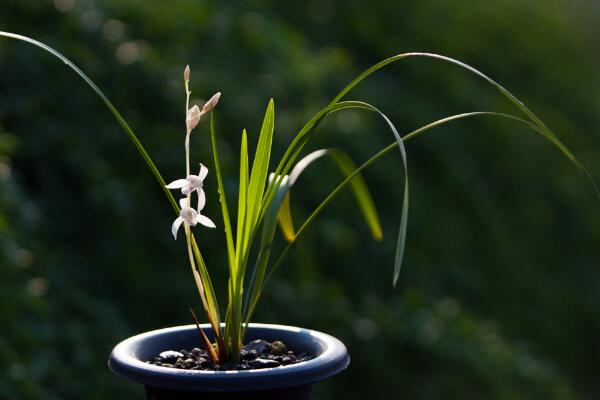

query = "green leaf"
(240, 99), (275, 273)
(259, 51), (599, 292)
(322, 149), (383, 240)
(190, 235), (223, 340)
(0, 32), (226, 343)
(235, 129), (249, 264)
(276, 193), (295, 241)
(0, 32), (179, 214)
(260, 101), (376, 222)
(227, 100), (275, 361)
(242, 174), (290, 329)
(326, 52), (598, 196)
(281, 148), (383, 242)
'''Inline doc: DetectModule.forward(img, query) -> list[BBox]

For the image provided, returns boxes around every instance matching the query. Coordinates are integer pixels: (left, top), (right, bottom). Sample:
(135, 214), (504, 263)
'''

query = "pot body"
(109, 323), (350, 400)
(145, 383), (313, 400)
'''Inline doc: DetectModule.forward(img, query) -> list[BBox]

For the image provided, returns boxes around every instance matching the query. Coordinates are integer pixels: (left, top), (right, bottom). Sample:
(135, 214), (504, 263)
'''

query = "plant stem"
(189, 307), (219, 364)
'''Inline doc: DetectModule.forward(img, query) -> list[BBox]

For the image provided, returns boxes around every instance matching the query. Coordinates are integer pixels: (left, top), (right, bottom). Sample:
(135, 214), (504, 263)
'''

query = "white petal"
(196, 214), (216, 228)
(186, 175), (203, 189)
(186, 105), (202, 131)
(179, 198), (190, 209)
(198, 163), (209, 181)
(201, 92), (221, 114)
(171, 217), (184, 239)
(197, 189), (206, 212)
(181, 207), (198, 226)
(166, 179), (187, 189)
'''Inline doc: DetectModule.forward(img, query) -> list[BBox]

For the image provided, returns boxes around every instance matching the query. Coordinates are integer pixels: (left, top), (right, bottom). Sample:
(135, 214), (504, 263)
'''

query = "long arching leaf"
(278, 148), (383, 242)
(0, 32), (224, 338)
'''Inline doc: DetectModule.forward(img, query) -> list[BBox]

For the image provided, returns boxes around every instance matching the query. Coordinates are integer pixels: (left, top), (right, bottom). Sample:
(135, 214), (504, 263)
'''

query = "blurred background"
(1, 0), (599, 399)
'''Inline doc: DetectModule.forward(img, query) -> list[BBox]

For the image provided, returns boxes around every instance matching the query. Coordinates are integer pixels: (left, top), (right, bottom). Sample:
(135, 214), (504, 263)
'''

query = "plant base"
(109, 323), (349, 400)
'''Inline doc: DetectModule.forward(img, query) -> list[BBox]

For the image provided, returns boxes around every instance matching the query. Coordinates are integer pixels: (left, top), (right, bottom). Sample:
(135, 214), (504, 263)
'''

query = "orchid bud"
(184, 65), (190, 83)
(201, 92), (221, 115)
(186, 105), (202, 131)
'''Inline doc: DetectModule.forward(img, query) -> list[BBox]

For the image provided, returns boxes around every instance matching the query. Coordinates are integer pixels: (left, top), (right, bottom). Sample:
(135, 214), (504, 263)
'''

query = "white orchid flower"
(185, 93), (221, 132)
(186, 105), (202, 131)
(165, 163), (209, 196)
(172, 197), (216, 239)
(201, 92), (221, 114)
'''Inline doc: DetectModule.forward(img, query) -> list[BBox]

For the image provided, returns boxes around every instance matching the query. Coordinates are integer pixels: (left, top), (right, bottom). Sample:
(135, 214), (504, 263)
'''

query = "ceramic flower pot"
(108, 323), (350, 400)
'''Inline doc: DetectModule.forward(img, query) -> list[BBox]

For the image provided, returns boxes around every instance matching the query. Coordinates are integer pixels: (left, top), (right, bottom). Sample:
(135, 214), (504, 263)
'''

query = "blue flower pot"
(108, 323), (350, 400)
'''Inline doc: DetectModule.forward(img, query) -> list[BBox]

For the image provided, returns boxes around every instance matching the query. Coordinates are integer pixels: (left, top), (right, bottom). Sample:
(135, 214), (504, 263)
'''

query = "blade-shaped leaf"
(242, 174), (290, 329)
(240, 99), (275, 271)
(0, 32), (227, 347)
(261, 51), (599, 228)
(276, 193), (295, 242)
(228, 99), (275, 361)
(236, 129), (249, 262)
(326, 149), (383, 241)
(280, 148), (383, 242)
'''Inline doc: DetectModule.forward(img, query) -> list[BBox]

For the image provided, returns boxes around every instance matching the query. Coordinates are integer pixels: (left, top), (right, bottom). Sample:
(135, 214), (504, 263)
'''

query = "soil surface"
(147, 339), (313, 371)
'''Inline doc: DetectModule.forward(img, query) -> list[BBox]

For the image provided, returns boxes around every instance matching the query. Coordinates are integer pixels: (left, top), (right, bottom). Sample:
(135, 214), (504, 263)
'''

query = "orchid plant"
(1, 31), (596, 365)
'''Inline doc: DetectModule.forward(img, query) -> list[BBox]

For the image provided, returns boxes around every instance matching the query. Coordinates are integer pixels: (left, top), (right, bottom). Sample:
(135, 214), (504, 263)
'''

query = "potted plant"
(1, 32), (596, 399)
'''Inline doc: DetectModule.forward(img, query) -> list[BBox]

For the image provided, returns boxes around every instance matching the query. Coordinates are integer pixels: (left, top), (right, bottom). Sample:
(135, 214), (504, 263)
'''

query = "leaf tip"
(374, 231), (383, 242)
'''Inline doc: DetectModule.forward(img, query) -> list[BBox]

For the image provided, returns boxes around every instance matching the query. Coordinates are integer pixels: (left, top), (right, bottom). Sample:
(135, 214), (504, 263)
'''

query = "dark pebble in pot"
(196, 357), (207, 366)
(240, 349), (258, 361)
(149, 339), (314, 371)
(191, 347), (202, 356)
(244, 339), (271, 355)
(270, 340), (287, 356)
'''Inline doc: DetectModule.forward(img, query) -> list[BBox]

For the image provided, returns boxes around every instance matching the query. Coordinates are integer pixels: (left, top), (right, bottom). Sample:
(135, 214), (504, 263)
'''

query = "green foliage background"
(1, 0), (599, 399)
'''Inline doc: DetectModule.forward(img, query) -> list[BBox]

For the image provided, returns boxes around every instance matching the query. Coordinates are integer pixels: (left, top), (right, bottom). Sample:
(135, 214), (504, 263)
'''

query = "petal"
(197, 189), (206, 212)
(198, 163), (209, 181)
(196, 214), (216, 229)
(187, 105), (201, 118)
(186, 175), (203, 189)
(186, 105), (202, 131)
(166, 179), (187, 189)
(179, 198), (190, 209)
(171, 217), (184, 239)
(181, 207), (198, 226)
(201, 92), (221, 114)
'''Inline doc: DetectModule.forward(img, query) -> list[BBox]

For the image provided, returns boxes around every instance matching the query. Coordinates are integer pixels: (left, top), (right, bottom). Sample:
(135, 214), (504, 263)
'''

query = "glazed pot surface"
(109, 323), (349, 400)
(145, 384), (314, 400)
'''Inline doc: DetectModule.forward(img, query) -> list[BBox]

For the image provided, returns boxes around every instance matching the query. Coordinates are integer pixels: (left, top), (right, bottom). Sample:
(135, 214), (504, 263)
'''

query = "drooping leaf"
(0, 32), (226, 348)
(279, 148), (383, 242)
(276, 193), (295, 242)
